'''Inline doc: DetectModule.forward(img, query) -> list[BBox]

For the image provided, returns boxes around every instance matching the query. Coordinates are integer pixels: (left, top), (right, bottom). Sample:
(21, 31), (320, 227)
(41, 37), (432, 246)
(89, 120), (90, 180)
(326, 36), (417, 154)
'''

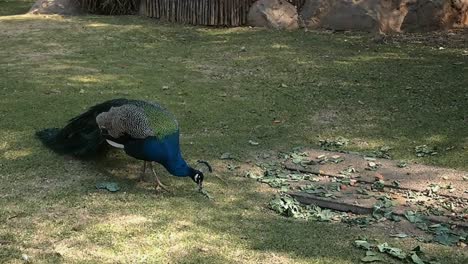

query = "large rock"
(453, 0), (468, 26)
(377, 0), (413, 33)
(301, 0), (379, 31)
(28, 0), (82, 15)
(403, 0), (468, 31)
(402, 0), (455, 31)
(247, 0), (299, 30)
(300, 0), (412, 33)
(300, 0), (468, 33)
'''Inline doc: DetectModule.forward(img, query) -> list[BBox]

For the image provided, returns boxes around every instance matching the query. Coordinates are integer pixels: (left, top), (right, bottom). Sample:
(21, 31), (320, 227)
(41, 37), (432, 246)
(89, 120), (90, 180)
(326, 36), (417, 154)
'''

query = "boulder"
(299, 0), (468, 33)
(300, 0), (411, 33)
(453, 0), (468, 26)
(247, 0), (299, 30)
(28, 0), (82, 15)
(403, 0), (468, 31)
(377, 0), (413, 33)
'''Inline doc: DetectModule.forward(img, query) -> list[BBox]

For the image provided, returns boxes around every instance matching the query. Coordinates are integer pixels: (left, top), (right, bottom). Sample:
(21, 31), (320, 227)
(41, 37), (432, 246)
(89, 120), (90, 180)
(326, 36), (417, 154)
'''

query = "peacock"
(36, 98), (211, 192)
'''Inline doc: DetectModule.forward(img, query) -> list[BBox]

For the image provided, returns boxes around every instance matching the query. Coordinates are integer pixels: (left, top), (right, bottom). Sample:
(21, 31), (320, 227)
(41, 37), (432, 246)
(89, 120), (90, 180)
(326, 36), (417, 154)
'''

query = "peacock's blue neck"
(140, 133), (192, 177)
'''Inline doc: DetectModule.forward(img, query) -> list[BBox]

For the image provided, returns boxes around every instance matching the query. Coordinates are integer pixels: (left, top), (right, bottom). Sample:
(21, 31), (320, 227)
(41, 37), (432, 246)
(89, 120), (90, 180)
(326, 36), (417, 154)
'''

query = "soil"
(242, 148), (468, 239)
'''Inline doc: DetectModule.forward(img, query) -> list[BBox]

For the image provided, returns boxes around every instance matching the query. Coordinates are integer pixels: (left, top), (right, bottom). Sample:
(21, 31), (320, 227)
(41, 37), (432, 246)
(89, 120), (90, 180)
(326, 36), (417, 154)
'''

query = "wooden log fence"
(141, 0), (306, 27)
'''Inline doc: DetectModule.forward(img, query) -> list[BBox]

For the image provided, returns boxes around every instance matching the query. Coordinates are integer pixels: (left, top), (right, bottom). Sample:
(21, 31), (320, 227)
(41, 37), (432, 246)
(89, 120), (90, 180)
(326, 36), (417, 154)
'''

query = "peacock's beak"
(198, 181), (203, 191)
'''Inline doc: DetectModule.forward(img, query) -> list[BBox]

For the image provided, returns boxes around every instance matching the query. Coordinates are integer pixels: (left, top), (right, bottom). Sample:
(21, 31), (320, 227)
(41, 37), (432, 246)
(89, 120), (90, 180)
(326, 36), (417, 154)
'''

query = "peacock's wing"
(36, 98), (131, 157)
(96, 100), (179, 141)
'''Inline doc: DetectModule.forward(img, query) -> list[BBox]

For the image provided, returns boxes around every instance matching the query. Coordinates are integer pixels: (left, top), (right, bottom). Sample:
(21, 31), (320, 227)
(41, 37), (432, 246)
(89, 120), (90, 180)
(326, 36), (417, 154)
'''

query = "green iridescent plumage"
(139, 102), (179, 139)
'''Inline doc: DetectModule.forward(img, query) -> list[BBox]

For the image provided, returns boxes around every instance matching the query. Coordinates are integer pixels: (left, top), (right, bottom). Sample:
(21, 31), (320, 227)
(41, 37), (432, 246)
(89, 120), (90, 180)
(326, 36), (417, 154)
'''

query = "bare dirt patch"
(239, 147), (468, 248)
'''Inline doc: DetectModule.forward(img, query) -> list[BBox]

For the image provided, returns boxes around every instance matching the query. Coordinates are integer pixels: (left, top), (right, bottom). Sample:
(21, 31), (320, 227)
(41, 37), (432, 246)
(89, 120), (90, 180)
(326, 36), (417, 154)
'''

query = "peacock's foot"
(154, 179), (171, 193)
(137, 161), (147, 182)
(149, 162), (171, 193)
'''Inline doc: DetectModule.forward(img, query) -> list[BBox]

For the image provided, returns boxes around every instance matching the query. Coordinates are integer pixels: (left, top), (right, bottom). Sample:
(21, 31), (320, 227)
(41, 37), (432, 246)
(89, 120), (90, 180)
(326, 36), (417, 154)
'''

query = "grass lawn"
(0, 4), (467, 264)
(0, 0), (35, 16)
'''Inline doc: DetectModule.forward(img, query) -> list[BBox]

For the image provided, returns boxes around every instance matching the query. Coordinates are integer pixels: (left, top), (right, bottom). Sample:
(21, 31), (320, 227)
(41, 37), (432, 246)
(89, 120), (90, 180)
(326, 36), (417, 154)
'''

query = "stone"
(299, 0), (468, 33)
(247, 0), (299, 30)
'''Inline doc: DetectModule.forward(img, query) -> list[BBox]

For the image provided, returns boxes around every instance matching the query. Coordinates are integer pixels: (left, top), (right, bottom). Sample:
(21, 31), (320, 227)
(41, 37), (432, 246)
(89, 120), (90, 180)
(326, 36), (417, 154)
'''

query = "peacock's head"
(190, 169), (204, 190)
(190, 160), (213, 190)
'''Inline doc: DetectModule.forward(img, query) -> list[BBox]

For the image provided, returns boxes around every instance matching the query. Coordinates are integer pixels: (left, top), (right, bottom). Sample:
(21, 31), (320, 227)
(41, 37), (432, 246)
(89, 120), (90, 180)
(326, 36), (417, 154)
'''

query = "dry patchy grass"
(0, 11), (467, 264)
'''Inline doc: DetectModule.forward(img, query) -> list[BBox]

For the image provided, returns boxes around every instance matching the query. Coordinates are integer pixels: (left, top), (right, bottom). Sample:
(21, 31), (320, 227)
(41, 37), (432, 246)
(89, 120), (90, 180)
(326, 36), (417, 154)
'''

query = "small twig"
(212, 174), (228, 186)
(7, 214), (19, 220)
(284, 164), (465, 200)
(290, 192), (468, 228)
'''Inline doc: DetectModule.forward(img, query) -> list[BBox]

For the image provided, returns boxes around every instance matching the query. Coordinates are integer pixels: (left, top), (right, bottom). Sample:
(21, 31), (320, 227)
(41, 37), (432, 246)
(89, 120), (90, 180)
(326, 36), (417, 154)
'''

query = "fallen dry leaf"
(375, 173), (384, 181)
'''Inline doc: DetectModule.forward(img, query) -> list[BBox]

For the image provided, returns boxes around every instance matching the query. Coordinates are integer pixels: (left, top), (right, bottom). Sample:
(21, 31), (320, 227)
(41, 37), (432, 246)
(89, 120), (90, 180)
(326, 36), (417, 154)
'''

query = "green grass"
(0, 0), (35, 15)
(0, 9), (467, 264)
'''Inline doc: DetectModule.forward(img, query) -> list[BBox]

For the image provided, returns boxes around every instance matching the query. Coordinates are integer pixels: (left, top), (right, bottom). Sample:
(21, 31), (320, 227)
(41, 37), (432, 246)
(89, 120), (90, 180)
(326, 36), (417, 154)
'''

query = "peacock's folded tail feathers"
(36, 98), (180, 158)
(36, 98), (131, 158)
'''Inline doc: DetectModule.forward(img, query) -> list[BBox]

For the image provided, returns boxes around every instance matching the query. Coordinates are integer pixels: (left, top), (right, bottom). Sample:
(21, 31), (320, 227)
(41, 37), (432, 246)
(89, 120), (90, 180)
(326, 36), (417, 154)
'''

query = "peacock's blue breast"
(124, 133), (180, 163)
(124, 132), (191, 177)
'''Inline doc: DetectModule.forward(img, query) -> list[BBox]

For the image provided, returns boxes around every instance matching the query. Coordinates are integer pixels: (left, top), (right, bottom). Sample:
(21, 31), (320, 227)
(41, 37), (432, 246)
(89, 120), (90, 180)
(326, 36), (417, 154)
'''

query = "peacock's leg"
(149, 162), (170, 192)
(138, 161), (147, 182)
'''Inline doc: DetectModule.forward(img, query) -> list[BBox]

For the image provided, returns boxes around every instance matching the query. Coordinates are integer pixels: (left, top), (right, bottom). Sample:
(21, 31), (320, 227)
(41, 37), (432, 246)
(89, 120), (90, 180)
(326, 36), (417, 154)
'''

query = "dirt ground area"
(234, 147), (468, 248)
